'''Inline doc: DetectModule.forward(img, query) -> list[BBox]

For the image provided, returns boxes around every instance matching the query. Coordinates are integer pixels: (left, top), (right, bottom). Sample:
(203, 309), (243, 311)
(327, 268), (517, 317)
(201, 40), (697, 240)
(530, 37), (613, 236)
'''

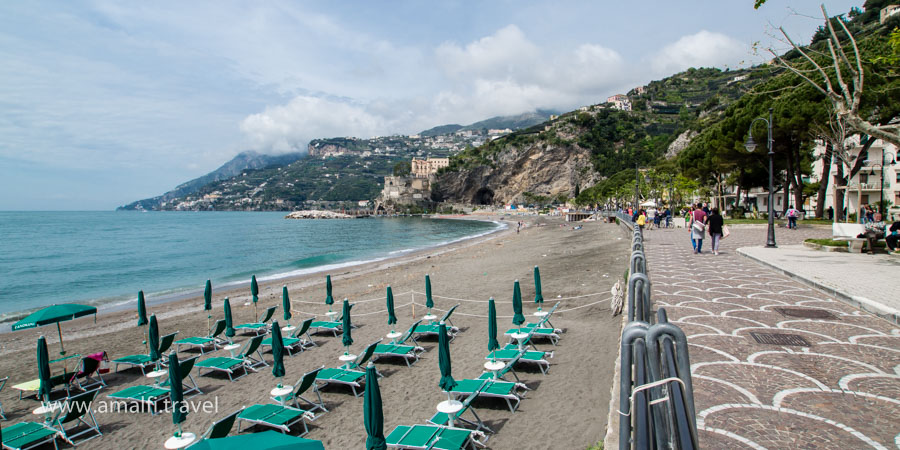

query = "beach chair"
(159, 356), (203, 397)
(112, 332), (178, 374)
(237, 403), (315, 436)
(373, 320), (425, 367)
(175, 319), (227, 354)
(315, 340), (381, 397)
(504, 322), (561, 346)
(411, 305), (460, 340)
(385, 424), (486, 449)
(195, 335), (266, 382)
(262, 318), (316, 356)
(271, 366), (328, 416)
(428, 381), (493, 435)
(69, 352), (108, 391)
(10, 370), (76, 401)
(449, 377), (527, 413)
(0, 376), (7, 420)
(107, 356), (201, 414)
(486, 343), (552, 375)
(1, 421), (62, 450)
(308, 314), (346, 337)
(50, 389), (103, 446)
(234, 306), (277, 336)
(186, 408), (241, 449)
(525, 302), (560, 329)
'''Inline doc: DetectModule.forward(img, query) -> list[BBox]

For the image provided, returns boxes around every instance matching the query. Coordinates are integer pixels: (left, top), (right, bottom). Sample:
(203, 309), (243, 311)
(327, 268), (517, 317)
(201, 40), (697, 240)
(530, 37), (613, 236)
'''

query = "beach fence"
(615, 214), (698, 449)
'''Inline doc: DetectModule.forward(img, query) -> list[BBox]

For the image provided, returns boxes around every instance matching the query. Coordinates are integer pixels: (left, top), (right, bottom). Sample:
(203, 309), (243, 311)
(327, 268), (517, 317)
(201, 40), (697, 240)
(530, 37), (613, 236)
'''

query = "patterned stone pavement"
(640, 224), (900, 449)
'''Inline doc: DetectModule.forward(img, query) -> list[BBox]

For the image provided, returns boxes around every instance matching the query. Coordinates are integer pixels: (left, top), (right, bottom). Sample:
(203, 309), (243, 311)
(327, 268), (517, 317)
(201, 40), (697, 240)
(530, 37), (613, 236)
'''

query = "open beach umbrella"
(488, 298), (499, 355)
(167, 352), (188, 435)
(148, 315), (161, 367)
(187, 431), (324, 450)
(37, 336), (51, 404)
(425, 274), (434, 311)
(438, 322), (457, 392)
(512, 279), (525, 327)
(137, 291), (149, 326)
(364, 361), (387, 450)
(386, 286), (397, 332)
(282, 285), (292, 325)
(271, 320), (286, 383)
(251, 275), (259, 318)
(341, 299), (354, 352)
(13, 304), (97, 357)
(223, 298), (235, 343)
(325, 275), (334, 311)
(204, 280), (213, 335)
(533, 266), (544, 310)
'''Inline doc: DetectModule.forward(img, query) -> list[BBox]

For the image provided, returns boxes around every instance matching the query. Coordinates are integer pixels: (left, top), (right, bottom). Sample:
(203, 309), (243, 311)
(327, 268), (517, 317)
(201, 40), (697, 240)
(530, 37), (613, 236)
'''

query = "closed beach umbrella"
(223, 298), (235, 342)
(425, 274), (434, 310)
(438, 322), (457, 392)
(167, 352), (187, 428)
(512, 279), (525, 327)
(148, 315), (160, 362)
(37, 336), (51, 403)
(487, 298), (499, 354)
(364, 362), (386, 450)
(137, 291), (148, 326)
(325, 275), (334, 310)
(251, 275), (259, 317)
(386, 286), (397, 331)
(533, 266), (544, 309)
(282, 285), (292, 324)
(13, 303), (97, 357)
(204, 280), (213, 335)
(341, 299), (353, 350)
(271, 320), (286, 381)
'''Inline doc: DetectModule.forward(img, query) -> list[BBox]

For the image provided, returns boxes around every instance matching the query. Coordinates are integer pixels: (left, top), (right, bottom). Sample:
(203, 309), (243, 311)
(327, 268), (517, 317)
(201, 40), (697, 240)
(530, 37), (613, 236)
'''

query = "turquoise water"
(0, 212), (499, 323)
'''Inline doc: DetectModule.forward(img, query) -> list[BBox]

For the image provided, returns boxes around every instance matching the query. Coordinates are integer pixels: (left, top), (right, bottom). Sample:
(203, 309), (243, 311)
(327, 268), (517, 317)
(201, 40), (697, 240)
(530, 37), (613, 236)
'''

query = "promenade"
(639, 224), (900, 449)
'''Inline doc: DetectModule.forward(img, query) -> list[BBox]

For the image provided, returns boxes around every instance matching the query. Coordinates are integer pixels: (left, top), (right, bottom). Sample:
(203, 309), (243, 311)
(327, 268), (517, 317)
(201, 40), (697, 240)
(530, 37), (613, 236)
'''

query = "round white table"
(282, 325), (296, 333)
(436, 399), (464, 426)
(339, 353), (357, 362)
(164, 432), (196, 449)
(422, 314), (437, 322)
(325, 311), (339, 320)
(223, 343), (241, 357)
(32, 403), (59, 416)
(533, 311), (548, 318)
(146, 369), (168, 384)
(386, 331), (402, 342)
(484, 360), (505, 379)
(511, 332), (529, 350)
(270, 386), (294, 406)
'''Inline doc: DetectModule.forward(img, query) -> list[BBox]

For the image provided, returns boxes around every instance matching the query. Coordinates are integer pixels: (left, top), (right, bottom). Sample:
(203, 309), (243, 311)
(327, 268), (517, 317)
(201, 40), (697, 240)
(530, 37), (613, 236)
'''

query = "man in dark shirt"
(887, 221), (900, 251)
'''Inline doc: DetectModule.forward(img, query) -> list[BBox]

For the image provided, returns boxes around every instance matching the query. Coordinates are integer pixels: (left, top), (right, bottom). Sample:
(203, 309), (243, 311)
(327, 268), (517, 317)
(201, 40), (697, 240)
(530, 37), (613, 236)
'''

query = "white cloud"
(649, 30), (747, 75)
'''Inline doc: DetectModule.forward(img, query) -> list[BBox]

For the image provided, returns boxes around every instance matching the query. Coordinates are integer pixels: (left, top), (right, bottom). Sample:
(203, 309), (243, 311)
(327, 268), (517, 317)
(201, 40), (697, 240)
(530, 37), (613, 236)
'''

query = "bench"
(833, 223), (867, 253)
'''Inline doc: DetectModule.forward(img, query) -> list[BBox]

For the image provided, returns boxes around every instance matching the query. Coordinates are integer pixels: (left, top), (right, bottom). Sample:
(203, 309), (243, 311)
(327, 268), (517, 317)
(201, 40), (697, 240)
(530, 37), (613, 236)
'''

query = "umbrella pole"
(207, 314), (211, 337)
(56, 322), (67, 373)
(254, 302), (258, 320)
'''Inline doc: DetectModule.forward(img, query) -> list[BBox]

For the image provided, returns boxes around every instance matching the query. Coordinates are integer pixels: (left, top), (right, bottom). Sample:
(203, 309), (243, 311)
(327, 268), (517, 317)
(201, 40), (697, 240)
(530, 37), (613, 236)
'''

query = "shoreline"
(0, 215), (506, 332)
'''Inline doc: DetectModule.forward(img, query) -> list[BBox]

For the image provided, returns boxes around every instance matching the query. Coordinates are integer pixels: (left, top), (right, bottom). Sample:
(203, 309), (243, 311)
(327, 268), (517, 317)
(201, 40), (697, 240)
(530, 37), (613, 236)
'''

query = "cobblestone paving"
(640, 225), (900, 449)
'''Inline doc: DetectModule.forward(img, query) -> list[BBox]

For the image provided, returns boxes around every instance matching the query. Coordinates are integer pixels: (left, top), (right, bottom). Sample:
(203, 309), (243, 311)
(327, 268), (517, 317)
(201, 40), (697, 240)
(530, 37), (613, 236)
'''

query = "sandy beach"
(0, 216), (628, 449)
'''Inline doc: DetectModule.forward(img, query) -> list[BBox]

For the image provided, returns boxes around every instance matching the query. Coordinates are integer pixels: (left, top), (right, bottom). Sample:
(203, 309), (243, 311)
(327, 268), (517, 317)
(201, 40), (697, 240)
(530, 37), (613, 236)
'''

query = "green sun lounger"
(2, 421), (62, 450)
(236, 403), (314, 435)
(0, 376), (7, 419)
(50, 388), (103, 446)
(234, 306), (277, 336)
(374, 320), (425, 366)
(175, 320), (227, 354)
(108, 356), (200, 414)
(449, 378), (527, 413)
(186, 408), (241, 449)
(315, 340), (381, 397)
(525, 301), (560, 329)
(504, 323), (561, 346)
(428, 381), (493, 435)
(412, 305), (460, 340)
(196, 335), (266, 382)
(271, 366), (328, 416)
(486, 344), (552, 375)
(159, 356), (203, 397)
(309, 310), (355, 337)
(113, 332), (178, 374)
(262, 318), (316, 356)
(385, 424), (486, 449)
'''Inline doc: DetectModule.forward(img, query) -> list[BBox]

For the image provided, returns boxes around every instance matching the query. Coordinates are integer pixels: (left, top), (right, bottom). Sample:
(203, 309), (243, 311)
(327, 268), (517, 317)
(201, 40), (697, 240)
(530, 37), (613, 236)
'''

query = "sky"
(0, 0), (864, 210)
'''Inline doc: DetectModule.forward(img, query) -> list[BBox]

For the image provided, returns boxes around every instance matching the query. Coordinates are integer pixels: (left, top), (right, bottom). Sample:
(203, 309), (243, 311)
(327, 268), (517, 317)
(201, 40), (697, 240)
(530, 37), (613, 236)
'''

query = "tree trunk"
(815, 142), (833, 218)
(792, 143), (804, 211)
(834, 163), (845, 221)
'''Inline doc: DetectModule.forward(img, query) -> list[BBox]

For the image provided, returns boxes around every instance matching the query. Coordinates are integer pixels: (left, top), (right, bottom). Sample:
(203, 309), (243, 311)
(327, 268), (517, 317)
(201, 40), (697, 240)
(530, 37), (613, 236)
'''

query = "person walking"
(690, 203), (707, 254)
(687, 205), (697, 252)
(636, 209), (646, 231)
(707, 207), (724, 255)
(786, 205), (799, 230)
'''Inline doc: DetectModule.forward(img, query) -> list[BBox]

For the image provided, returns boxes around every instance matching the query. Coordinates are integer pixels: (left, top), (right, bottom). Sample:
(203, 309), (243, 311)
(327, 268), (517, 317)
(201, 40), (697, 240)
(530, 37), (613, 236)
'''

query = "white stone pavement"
(739, 245), (900, 325)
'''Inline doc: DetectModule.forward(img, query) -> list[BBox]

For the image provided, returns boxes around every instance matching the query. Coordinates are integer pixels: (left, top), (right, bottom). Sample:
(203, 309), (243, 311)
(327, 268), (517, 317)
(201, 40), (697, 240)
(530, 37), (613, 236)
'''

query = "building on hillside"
(411, 157), (449, 178)
(375, 176), (433, 213)
(606, 94), (631, 111)
(881, 4), (900, 24)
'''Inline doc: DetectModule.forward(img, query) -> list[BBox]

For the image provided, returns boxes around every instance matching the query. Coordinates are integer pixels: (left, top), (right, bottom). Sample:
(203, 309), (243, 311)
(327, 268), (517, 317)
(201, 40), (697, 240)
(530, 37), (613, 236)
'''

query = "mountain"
(419, 110), (558, 136)
(419, 124), (463, 137)
(118, 151), (303, 210)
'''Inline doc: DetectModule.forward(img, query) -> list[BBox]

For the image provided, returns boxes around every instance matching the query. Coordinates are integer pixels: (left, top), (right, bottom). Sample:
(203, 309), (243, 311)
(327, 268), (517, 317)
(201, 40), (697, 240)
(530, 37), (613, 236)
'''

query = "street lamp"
(866, 152), (897, 216)
(744, 108), (777, 248)
(634, 162), (640, 215)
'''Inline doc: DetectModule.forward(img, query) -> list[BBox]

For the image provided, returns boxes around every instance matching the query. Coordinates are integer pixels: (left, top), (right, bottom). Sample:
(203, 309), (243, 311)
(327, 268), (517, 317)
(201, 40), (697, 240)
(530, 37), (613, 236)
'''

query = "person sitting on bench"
(864, 219), (887, 254)
(886, 220), (900, 252)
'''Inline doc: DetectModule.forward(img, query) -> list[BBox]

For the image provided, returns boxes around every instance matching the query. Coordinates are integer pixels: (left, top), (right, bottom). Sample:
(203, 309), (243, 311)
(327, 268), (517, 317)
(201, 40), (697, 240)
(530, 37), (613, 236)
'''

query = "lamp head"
(744, 135), (757, 152)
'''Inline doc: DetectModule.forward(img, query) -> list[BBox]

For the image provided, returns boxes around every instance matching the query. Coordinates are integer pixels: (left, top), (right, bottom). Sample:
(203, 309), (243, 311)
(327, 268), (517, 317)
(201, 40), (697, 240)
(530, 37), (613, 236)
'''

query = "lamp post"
(744, 108), (777, 248)
(634, 162), (640, 214)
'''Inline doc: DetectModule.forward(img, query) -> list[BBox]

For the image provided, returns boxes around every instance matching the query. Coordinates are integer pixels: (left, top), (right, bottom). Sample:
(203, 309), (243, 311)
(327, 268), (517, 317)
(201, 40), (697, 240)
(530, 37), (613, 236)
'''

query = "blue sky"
(0, 1), (863, 210)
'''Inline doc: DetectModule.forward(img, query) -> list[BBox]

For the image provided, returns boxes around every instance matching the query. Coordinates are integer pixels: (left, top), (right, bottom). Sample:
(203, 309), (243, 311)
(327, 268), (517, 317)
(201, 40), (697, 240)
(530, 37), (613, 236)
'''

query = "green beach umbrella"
(386, 286), (397, 332)
(271, 320), (286, 383)
(363, 361), (387, 450)
(168, 352), (187, 427)
(425, 274), (434, 310)
(204, 280), (213, 335)
(437, 322), (457, 392)
(37, 336), (51, 404)
(251, 275), (259, 317)
(325, 275), (334, 311)
(533, 266), (544, 310)
(282, 285), (292, 324)
(341, 299), (353, 352)
(13, 303), (97, 357)
(487, 298), (499, 354)
(512, 279), (525, 327)
(186, 431), (324, 450)
(148, 315), (161, 367)
(137, 291), (148, 326)
(223, 298), (235, 342)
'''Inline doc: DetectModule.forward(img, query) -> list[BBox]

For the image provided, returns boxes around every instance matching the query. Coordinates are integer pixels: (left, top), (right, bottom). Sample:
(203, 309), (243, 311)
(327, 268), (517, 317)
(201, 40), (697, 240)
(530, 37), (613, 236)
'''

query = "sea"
(0, 211), (500, 326)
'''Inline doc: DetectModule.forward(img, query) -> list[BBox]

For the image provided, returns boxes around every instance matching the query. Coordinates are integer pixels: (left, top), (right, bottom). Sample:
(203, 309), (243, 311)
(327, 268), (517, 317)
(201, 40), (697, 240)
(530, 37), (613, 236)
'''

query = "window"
(861, 195), (869, 204)
(859, 173), (869, 183)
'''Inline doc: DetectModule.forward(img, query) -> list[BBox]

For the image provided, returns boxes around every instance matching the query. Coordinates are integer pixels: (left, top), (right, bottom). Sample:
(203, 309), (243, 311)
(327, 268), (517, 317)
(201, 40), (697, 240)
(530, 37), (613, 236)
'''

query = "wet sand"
(0, 216), (628, 449)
